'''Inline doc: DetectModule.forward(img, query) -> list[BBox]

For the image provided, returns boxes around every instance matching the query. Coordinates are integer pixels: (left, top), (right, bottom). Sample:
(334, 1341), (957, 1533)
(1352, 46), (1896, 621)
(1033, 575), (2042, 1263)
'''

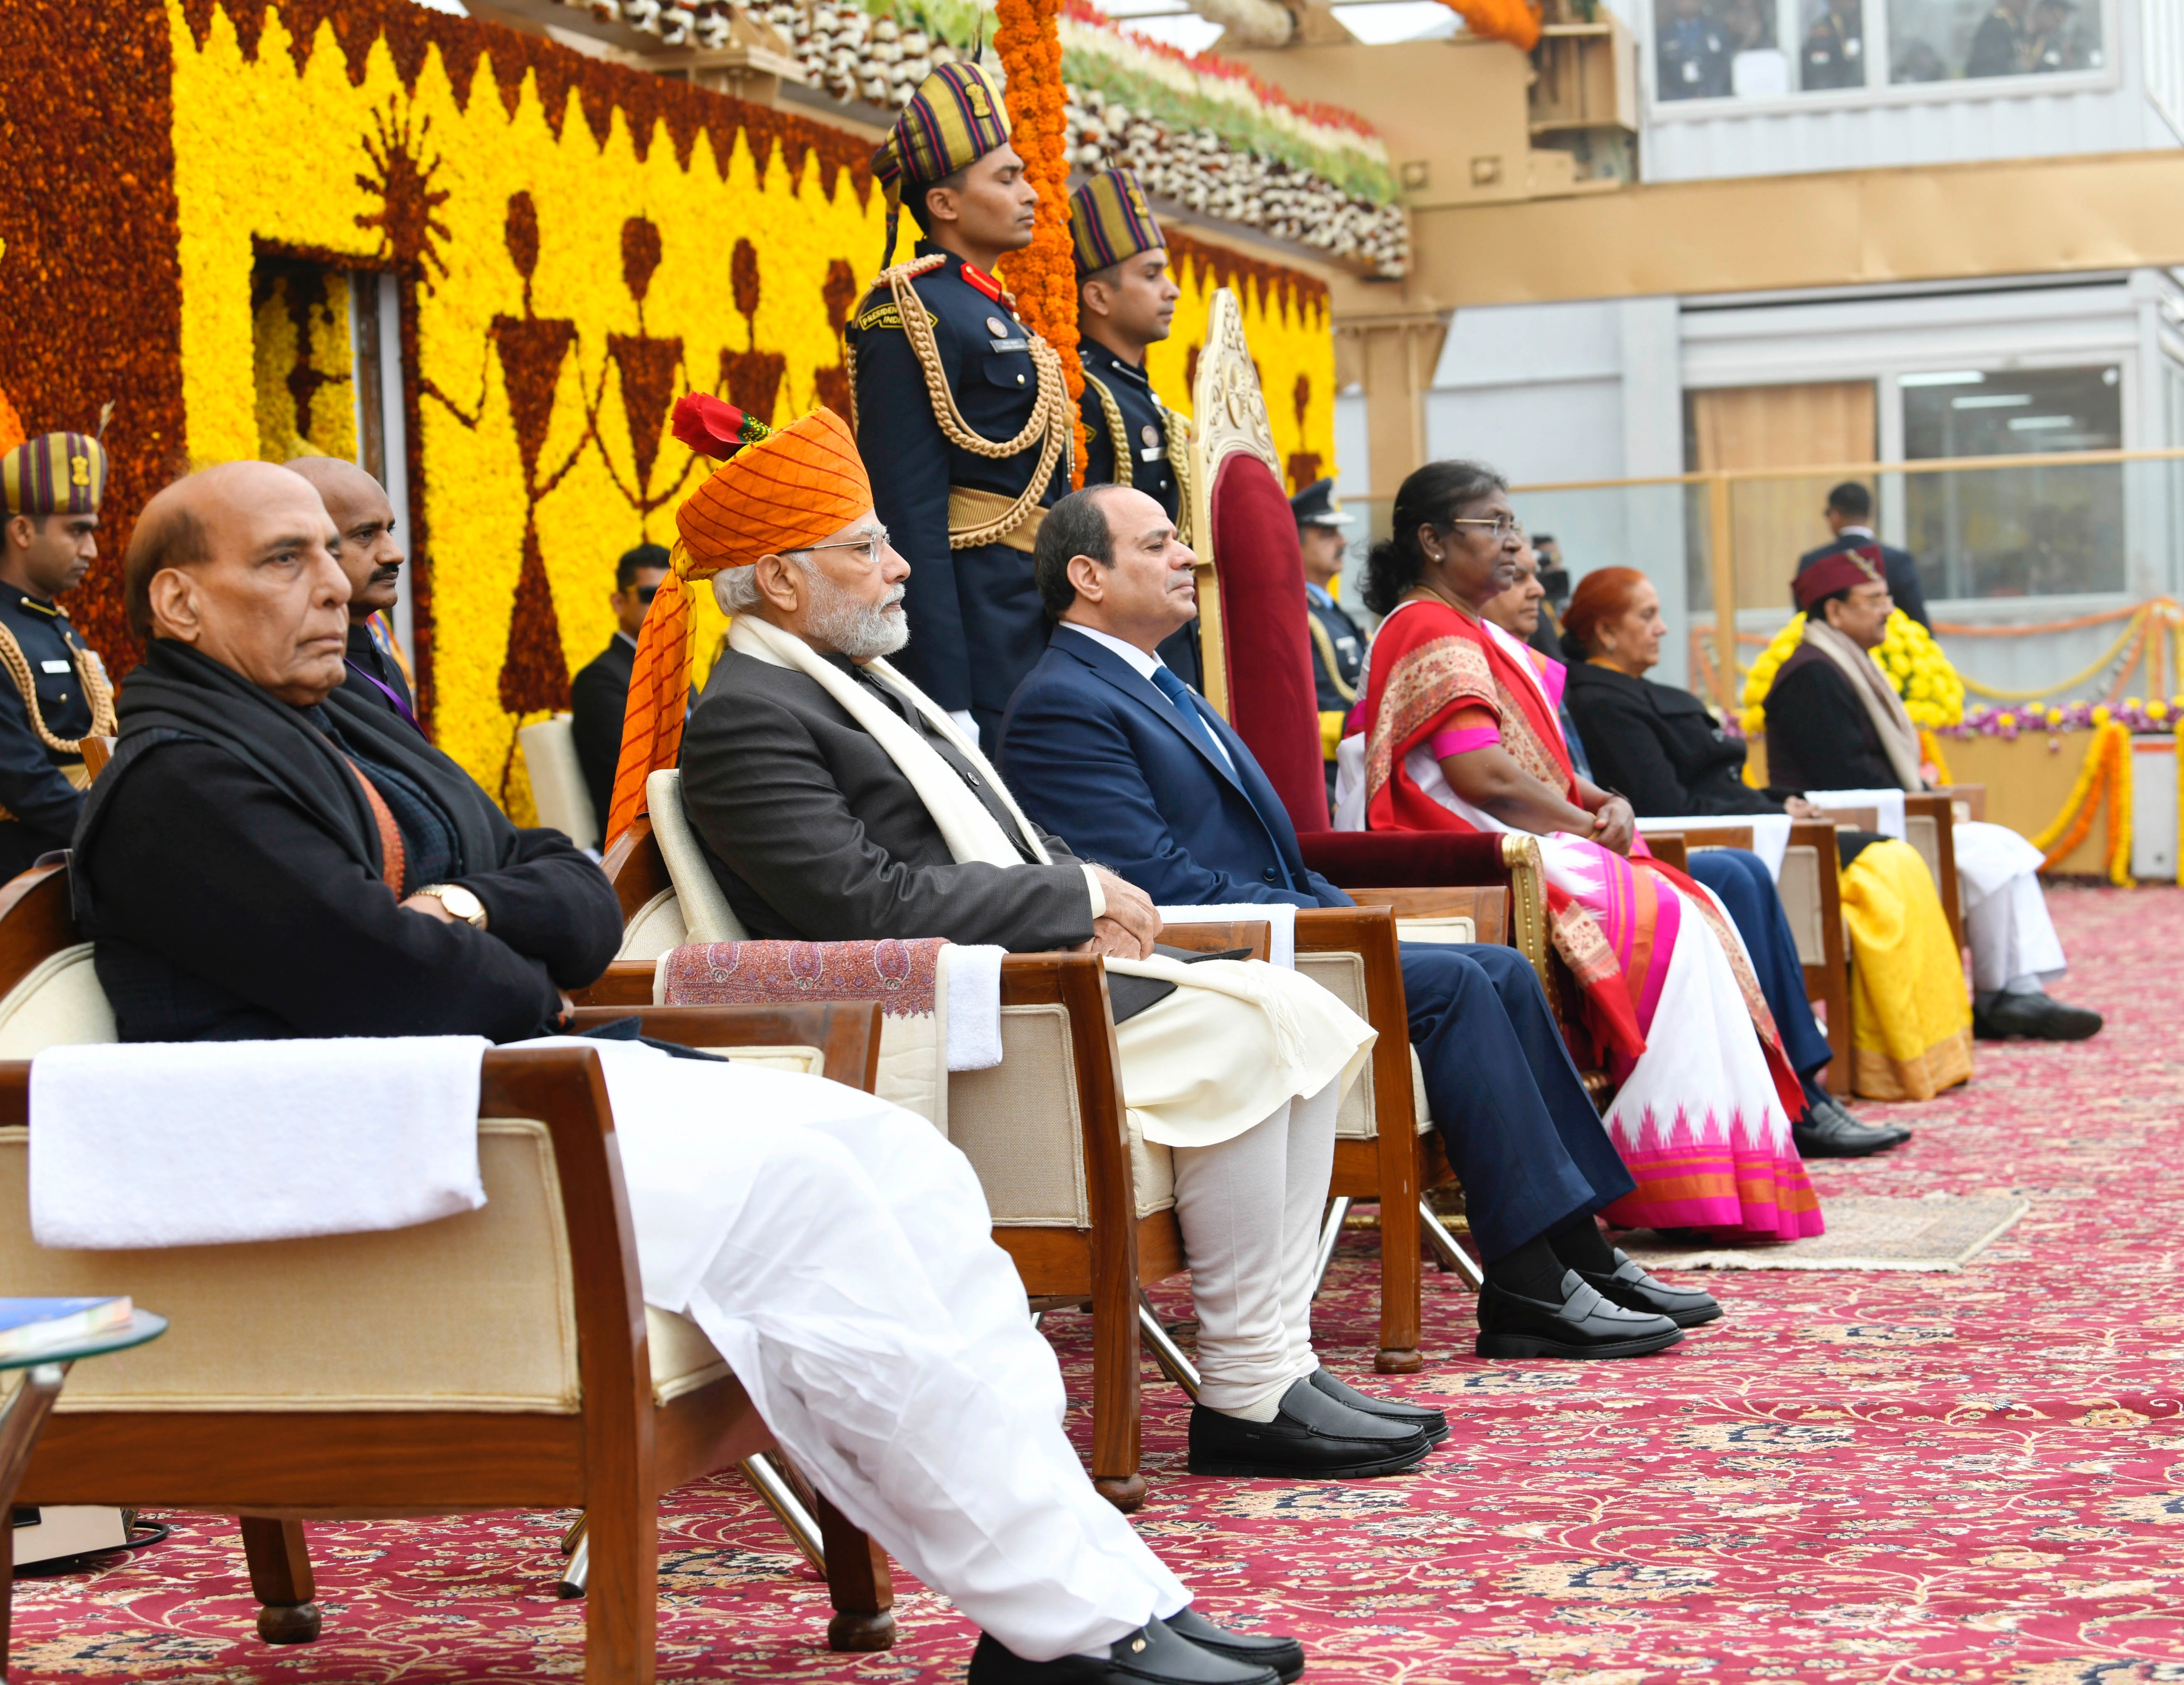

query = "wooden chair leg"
(580, 1479), (656, 1685)
(815, 1491), (894, 1651)
(238, 1517), (319, 1645)
(1375, 1186), (1425, 1375)
(1090, 1277), (1147, 1513)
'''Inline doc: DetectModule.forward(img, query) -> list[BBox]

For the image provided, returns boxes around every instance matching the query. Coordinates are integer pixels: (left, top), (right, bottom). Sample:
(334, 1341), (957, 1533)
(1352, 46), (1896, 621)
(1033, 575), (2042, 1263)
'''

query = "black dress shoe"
(1306, 1366), (1448, 1445)
(1973, 991), (2103, 1041)
(1792, 1094), (1910, 1158)
(969, 1619), (1276, 1685)
(1188, 1376), (1430, 1479)
(1576, 1248), (1723, 1327)
(1159, 1609), (1305, 1683)
(1475, 1270), (1683, 1360)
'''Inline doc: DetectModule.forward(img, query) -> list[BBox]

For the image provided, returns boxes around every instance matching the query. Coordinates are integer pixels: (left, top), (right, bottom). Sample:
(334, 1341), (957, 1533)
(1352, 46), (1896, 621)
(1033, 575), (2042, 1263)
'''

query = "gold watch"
(416, 883), (488, 930)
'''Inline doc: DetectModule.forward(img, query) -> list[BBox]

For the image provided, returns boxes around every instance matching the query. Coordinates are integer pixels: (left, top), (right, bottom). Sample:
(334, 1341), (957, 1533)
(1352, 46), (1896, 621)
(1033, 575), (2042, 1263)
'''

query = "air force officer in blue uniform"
(999, 485), (1720, 1359)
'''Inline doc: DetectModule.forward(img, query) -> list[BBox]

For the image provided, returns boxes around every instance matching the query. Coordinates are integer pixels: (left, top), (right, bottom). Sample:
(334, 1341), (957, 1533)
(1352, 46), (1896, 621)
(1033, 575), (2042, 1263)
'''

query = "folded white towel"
(1803, 788), (1907, 841)
(29, 1038), (491, 1251)
(1636, 813), (1795, 881)
(942, 944), (1005, 1071)
(1157, 903), (1296, 970)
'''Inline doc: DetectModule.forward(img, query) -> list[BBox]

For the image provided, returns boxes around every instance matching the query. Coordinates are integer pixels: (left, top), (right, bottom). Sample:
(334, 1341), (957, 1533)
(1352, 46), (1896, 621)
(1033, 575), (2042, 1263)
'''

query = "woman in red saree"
(1342, 462), (1821, 1244)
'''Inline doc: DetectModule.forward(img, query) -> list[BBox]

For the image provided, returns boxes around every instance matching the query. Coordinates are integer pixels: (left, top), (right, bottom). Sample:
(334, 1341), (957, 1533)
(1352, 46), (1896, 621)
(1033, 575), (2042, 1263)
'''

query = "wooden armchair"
(582, 802), (1274, 1511)
(1904, 793), (1966, 950)
(0, 861), (908, 1674)
(1643, 821), (1854, 1090)
(2, 1027), (900, 1681)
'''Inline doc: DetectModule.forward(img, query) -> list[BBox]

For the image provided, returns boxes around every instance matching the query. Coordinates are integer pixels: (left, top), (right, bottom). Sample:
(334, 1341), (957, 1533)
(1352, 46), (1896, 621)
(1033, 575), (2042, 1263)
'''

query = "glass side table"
(2, 1312), (167, 1658)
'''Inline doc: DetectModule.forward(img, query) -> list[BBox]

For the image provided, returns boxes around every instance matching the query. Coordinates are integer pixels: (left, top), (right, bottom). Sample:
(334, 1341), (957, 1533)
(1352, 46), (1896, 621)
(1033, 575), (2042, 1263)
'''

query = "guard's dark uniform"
(848, 241), (1071, 746)
(0, 588), (108, 879)
(1078, 337), (1202, 689)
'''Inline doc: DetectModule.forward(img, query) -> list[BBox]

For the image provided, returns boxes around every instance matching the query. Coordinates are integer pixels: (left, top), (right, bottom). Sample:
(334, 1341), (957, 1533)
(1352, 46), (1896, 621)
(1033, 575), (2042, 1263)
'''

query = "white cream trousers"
(515, 1036), (1187, 1661)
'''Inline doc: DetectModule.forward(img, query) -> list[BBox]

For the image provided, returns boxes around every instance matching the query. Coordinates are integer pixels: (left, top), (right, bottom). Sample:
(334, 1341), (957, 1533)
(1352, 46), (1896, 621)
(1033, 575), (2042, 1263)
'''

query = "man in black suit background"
(570, 542), (669, 826)
(1795, 482), (1930, 630)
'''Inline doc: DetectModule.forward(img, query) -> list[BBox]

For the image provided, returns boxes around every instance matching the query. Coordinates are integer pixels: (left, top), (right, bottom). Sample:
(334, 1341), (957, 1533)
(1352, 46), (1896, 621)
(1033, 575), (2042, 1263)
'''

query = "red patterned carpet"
(12, 885), (2181, 1684)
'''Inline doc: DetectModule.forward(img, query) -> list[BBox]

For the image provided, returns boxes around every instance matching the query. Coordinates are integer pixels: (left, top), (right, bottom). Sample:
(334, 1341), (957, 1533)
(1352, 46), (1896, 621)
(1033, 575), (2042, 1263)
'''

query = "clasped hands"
(1076, 866), (1161, 961)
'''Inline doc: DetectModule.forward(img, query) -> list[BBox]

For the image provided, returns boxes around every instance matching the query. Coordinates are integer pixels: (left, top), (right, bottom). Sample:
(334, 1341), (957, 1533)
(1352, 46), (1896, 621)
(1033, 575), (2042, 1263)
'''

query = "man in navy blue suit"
(999, 486), (1723, 1359)
(1795, 481), (1930, 631)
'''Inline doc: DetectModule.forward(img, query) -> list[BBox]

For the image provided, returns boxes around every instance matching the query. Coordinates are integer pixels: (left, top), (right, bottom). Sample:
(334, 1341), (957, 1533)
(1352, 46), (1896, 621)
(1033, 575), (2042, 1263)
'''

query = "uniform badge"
(1140, 424), (1159, 448)
(986, 316), (1007, 338)
(854, 301), (926, 333)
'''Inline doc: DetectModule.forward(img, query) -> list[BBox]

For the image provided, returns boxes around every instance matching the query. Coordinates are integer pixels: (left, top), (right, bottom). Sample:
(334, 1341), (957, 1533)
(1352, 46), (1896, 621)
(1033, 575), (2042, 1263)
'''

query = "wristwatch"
(416, 883), (488, 930)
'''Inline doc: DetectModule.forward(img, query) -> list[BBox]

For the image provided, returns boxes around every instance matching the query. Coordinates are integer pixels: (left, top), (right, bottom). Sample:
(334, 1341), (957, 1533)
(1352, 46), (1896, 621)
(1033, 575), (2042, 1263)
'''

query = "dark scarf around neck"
(73, 641), (515, 921)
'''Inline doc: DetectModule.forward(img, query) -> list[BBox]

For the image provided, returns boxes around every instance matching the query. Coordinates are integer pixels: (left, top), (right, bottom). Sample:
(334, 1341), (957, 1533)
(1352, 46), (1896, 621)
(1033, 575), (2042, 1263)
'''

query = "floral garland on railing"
(1738, 610), (1964, 736)
(1939, 697), (2181, 739)
(2029, 718), (2134, 886)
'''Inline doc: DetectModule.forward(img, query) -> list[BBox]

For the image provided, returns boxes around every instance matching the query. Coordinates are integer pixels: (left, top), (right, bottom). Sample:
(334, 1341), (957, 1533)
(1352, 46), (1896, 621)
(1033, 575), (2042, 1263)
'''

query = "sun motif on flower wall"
(355, 100), (451, 291)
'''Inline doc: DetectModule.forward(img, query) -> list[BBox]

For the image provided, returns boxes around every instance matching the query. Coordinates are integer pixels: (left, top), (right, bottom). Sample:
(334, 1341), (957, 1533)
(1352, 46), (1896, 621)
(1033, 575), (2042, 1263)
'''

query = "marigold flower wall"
(0, 0), (1340, 821)
(166, 0), (887, 813)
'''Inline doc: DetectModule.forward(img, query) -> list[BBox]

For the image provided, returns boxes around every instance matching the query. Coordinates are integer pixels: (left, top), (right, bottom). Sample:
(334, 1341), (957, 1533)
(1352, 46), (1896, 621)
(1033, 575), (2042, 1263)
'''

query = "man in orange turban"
(665, 412), (1444, 1495)
(605, 398), (873, 843)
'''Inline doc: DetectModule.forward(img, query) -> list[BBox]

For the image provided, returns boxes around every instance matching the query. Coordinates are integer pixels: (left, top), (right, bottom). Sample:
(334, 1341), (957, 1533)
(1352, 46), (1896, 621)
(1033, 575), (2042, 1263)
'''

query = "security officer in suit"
(1291, 479), (1362, 803)
(848, 61), (1075, 752)
(1800, 0), (1865, 87)
(0, 432), (116, 880)
(1072, 168), (1202, 690)
(1795, 480), (1931, 630)
(571, 542), (671, 827)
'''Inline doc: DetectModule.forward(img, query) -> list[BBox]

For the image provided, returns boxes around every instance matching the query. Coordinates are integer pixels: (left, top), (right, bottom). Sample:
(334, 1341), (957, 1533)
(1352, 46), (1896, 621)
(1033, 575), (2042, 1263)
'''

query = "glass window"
(1889, 0), (2102, 84)
(1902, 365), (2123, 599)
(1654, 0), (2101, 101)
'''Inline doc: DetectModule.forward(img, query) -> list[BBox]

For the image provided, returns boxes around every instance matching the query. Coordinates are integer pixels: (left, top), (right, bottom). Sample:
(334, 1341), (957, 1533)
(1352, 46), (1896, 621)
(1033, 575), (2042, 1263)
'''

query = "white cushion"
(518, 714), (600, 852)
(0, 945), (117, 1057)
(616, 887), (688, 963)
(647, 770), (745, 942)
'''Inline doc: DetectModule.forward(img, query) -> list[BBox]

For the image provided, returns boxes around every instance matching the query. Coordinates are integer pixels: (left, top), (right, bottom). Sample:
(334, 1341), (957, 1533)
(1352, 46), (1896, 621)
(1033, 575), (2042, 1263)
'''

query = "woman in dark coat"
(1557, 569), (1905, 1157)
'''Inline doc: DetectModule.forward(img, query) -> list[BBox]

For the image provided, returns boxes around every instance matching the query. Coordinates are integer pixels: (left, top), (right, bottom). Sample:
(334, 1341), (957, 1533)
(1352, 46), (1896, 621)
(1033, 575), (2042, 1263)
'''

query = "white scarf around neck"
(1800, 615), (1925, 793)
(727, 614), (1053, 867)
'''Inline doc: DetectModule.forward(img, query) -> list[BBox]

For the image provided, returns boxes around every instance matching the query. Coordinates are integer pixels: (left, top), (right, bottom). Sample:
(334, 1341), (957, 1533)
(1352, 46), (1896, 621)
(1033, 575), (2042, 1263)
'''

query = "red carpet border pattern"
(12, 885), (2183, 1683)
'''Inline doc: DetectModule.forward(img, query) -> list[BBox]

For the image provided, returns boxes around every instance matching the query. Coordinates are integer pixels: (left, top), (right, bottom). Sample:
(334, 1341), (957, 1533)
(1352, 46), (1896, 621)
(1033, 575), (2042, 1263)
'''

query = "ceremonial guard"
(848, 61), (1075, 748)
(1071, 167), (1201, 687)
(1290, 478), (1362, 802)
(0, 431), (115, 880)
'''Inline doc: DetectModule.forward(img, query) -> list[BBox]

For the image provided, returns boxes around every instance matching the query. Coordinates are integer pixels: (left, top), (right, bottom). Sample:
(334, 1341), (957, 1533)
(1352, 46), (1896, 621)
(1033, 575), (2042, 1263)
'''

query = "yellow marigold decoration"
(2029, 718), (2134, 887)
(1873, 609), (1964, 728)
(1740, 610), (1965, 736)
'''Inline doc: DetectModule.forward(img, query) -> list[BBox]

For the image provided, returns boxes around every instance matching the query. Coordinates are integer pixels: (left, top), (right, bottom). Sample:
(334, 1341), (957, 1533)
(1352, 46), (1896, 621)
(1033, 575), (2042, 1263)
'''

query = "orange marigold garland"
(994, 0), (1090, 488)
(1438, 0), (1543, 50)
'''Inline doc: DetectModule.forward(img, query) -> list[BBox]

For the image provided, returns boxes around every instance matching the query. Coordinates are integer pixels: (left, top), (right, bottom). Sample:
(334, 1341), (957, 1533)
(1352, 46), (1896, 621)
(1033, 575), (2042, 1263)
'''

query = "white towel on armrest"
(29, 1037), (491, 1250)
(942, 944), (1005, 1071)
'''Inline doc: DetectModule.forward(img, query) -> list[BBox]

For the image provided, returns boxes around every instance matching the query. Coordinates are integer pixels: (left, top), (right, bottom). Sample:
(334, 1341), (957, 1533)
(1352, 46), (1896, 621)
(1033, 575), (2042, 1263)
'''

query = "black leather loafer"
(1475, 1271), (1683, 1360)
(1159, 1609), (1305, 1683)
(1187, 1376), (1431, 1479)
(1306, 1366), (1448, 1445)
(1577, 1249), (1722, 1327)
(1792, 1095), (1910, 1158)
(969, 1619), (1276, 1685)
(1973, 992), (2103, 1041)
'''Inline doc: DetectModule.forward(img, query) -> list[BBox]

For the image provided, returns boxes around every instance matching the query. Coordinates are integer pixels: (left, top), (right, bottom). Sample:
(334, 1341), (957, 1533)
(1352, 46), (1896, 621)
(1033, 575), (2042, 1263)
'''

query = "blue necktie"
(1149, 663), (1296, 891)
(1149, 664), (1228, 769)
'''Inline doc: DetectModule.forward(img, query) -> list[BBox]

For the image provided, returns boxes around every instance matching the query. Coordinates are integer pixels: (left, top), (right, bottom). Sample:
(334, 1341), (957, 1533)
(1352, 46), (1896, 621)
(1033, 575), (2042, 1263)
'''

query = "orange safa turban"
(604, 398), (873, 845)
